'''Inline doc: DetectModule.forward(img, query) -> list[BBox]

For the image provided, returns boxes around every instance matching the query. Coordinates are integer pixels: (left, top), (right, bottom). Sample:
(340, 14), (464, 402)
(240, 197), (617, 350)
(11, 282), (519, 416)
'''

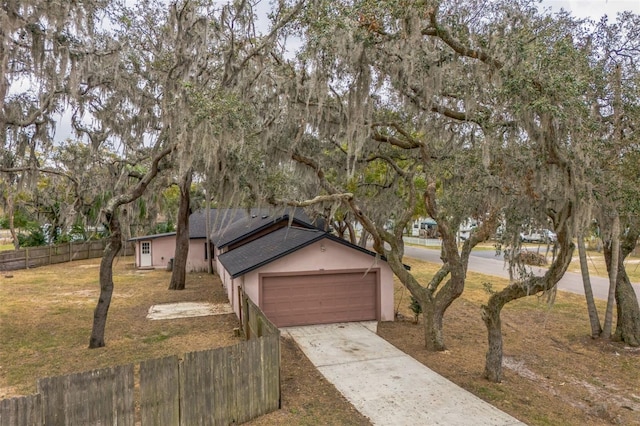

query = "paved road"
(404, 245), (640, 303)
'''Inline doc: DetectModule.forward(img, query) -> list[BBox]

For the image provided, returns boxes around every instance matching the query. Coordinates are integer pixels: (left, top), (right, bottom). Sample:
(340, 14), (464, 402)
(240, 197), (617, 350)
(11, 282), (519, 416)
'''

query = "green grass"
(0, 243), (14, 252)
(142, 332), (171, 344)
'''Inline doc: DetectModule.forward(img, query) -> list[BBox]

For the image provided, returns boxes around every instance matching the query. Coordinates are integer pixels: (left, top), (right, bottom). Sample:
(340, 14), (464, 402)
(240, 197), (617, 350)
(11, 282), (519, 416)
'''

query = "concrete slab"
(284, 322), (525, 426)
(146, 302), (233, 320)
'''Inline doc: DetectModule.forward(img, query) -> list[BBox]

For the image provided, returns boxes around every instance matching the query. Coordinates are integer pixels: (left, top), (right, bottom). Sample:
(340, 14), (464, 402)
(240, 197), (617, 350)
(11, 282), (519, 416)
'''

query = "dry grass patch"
(4, 253), (639, 425)
(0, 257), (373, 425)
(565, 249), (640, 283)
(385, 257), (640, 426)
(0, 257), (242, 398)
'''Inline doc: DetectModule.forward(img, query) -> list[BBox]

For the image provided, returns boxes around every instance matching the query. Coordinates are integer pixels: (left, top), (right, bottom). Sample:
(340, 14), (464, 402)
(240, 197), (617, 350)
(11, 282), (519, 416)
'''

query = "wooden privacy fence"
(242, 290), (280, 340)
(0, 298), (281, 425)
(0, 240), (134, 272)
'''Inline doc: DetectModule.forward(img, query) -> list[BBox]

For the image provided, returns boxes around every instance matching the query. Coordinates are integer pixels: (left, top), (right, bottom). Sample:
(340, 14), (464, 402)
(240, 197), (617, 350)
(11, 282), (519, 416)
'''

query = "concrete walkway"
(283, 322), (525, 426)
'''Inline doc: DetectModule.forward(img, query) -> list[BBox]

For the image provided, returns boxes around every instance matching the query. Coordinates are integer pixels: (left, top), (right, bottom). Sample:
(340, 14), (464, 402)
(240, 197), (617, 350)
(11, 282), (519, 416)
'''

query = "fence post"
(25, 248), (29, 269)
(242, 294), (249, 340)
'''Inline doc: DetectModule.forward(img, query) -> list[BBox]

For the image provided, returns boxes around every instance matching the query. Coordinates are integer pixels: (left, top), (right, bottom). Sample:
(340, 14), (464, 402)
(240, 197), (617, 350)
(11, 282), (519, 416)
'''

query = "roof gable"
(218, 227), (387, 279)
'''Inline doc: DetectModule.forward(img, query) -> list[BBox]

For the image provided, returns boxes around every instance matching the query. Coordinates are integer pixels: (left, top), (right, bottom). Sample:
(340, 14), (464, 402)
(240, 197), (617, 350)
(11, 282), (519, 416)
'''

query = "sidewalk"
(283, 322), (526, 426)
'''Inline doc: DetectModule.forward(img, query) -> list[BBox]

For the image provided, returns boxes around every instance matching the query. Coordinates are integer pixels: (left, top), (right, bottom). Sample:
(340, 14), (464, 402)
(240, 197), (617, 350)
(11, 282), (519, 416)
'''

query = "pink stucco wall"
(134, 236), (175, 269)
(223, 238), (394, 323)
(134, 237), (210, 273)
(187, 239), (209, 272)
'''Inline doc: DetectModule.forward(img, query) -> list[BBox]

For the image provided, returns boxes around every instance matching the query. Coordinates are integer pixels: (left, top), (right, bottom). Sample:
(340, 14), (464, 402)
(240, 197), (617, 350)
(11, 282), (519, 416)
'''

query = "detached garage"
(217, 227), (395, 328)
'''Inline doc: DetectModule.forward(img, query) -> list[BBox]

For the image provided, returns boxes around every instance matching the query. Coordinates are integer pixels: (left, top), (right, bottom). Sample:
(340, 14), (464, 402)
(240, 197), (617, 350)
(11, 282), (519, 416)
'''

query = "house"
(130, 231), (179, 270)
(214, 214), (395, 328)
(130, 208), (246, 272)
(132, 207), (395, 328)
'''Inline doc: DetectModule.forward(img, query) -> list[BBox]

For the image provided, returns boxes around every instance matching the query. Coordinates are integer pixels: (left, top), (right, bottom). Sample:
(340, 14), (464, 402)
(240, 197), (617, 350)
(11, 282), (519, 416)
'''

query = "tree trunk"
(417, 212), (472, 351)
(482, 295), (504, 382)
(603, 234), (640, 347)
(89, 211), (122, 348)
(603, 213), (620, 338)
(614, 270), (640, 346)
(7, 194), (19, 249)
(205, 190), (212, 274)
(88, 144), (175, 348)
(345, 221), (357, 245)
(482, 206), (574, 382)
(422, 299), (446, 351)
(357, 229), (369, 248)
(422, 275), (465, 351)
(577, 229), (602, 337)
(169, 170), (192, 290)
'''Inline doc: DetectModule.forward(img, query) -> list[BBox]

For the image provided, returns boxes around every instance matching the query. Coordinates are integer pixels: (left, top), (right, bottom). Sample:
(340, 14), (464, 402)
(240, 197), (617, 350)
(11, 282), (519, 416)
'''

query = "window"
(141, 242), (150, 254)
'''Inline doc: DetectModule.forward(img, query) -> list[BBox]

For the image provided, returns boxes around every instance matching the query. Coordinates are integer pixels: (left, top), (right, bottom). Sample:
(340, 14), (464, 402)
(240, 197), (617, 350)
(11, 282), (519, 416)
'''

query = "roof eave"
(227, 232), (325, 279)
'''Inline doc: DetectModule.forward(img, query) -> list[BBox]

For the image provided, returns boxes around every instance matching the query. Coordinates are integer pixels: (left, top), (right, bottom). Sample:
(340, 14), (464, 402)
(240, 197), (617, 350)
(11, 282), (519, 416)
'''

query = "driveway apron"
(283, 322), (525, 426)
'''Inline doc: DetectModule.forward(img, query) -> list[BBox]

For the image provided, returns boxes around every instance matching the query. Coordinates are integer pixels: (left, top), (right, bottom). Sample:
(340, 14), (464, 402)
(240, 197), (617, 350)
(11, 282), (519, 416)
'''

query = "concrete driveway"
(283, 322), (525, 426)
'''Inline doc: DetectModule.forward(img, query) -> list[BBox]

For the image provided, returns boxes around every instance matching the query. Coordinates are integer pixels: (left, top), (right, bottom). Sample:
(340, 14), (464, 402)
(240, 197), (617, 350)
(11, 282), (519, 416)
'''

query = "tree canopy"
(2, 0), (639, 378)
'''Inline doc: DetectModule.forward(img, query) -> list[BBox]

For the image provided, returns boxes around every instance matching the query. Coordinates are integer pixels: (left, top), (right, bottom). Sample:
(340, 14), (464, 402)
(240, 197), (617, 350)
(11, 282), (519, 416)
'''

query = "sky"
(539, 0), (640, 19)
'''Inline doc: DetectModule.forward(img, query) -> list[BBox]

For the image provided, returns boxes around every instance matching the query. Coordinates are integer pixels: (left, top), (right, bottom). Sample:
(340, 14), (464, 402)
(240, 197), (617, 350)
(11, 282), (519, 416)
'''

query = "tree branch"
(105, 143), (176, 214)
(423, 12), (502, 70)
(269, 193), (354, 207)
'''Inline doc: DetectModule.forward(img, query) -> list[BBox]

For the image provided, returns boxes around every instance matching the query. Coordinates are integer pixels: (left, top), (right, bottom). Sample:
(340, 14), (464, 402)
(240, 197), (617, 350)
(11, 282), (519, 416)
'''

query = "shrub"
(409, 296), (422, 324)
(17, 227), (47, 247)
(517, 250), (547, 266)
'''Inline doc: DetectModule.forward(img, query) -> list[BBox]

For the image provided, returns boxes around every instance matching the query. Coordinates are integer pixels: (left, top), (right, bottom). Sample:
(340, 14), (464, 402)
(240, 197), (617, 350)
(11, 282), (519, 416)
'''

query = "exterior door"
(140, 241), (152, 267)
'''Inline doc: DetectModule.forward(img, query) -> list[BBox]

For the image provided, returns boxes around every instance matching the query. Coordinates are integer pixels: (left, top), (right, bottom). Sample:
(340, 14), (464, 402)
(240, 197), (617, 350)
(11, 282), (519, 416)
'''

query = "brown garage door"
(261, 270), (378, 327)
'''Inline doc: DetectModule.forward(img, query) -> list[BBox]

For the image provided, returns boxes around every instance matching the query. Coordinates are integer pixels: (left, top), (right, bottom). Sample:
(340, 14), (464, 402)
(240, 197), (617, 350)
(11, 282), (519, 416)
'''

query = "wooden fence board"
(243, 338), (260, 422)
(213, 346), (230, 425)
(262, 338), (273, 412)
(37, 364), (134, 426)
(140, 356), (179, 426)
(242, 295), (281, 418)
(0, 240), (134, 272)
(228, 344), (241, 424)
(181, 349), (216, 426)
(0, 395), (42, 426)
(1, 295), (280, 426)
(234, 342), (248, 424)
(265, 334), (281, 412)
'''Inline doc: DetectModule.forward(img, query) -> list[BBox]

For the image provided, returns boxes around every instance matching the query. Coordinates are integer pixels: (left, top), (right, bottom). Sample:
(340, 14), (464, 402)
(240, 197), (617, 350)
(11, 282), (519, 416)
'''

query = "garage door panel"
(261, 271), (378, 327)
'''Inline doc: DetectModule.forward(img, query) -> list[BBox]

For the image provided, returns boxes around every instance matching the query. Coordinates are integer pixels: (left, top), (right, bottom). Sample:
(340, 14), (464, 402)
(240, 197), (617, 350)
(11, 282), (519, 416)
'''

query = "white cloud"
(539, 0), (640, 20)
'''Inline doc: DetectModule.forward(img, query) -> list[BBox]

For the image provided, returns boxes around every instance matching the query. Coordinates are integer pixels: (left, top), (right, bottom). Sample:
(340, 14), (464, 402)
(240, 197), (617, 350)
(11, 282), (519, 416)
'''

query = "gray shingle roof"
(188, 208), (249, 239)
(218, 226), (388, 278)
(211, 208), (314, 248)
(218, 227), (326, 278)
(131, 207), (326, 243)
